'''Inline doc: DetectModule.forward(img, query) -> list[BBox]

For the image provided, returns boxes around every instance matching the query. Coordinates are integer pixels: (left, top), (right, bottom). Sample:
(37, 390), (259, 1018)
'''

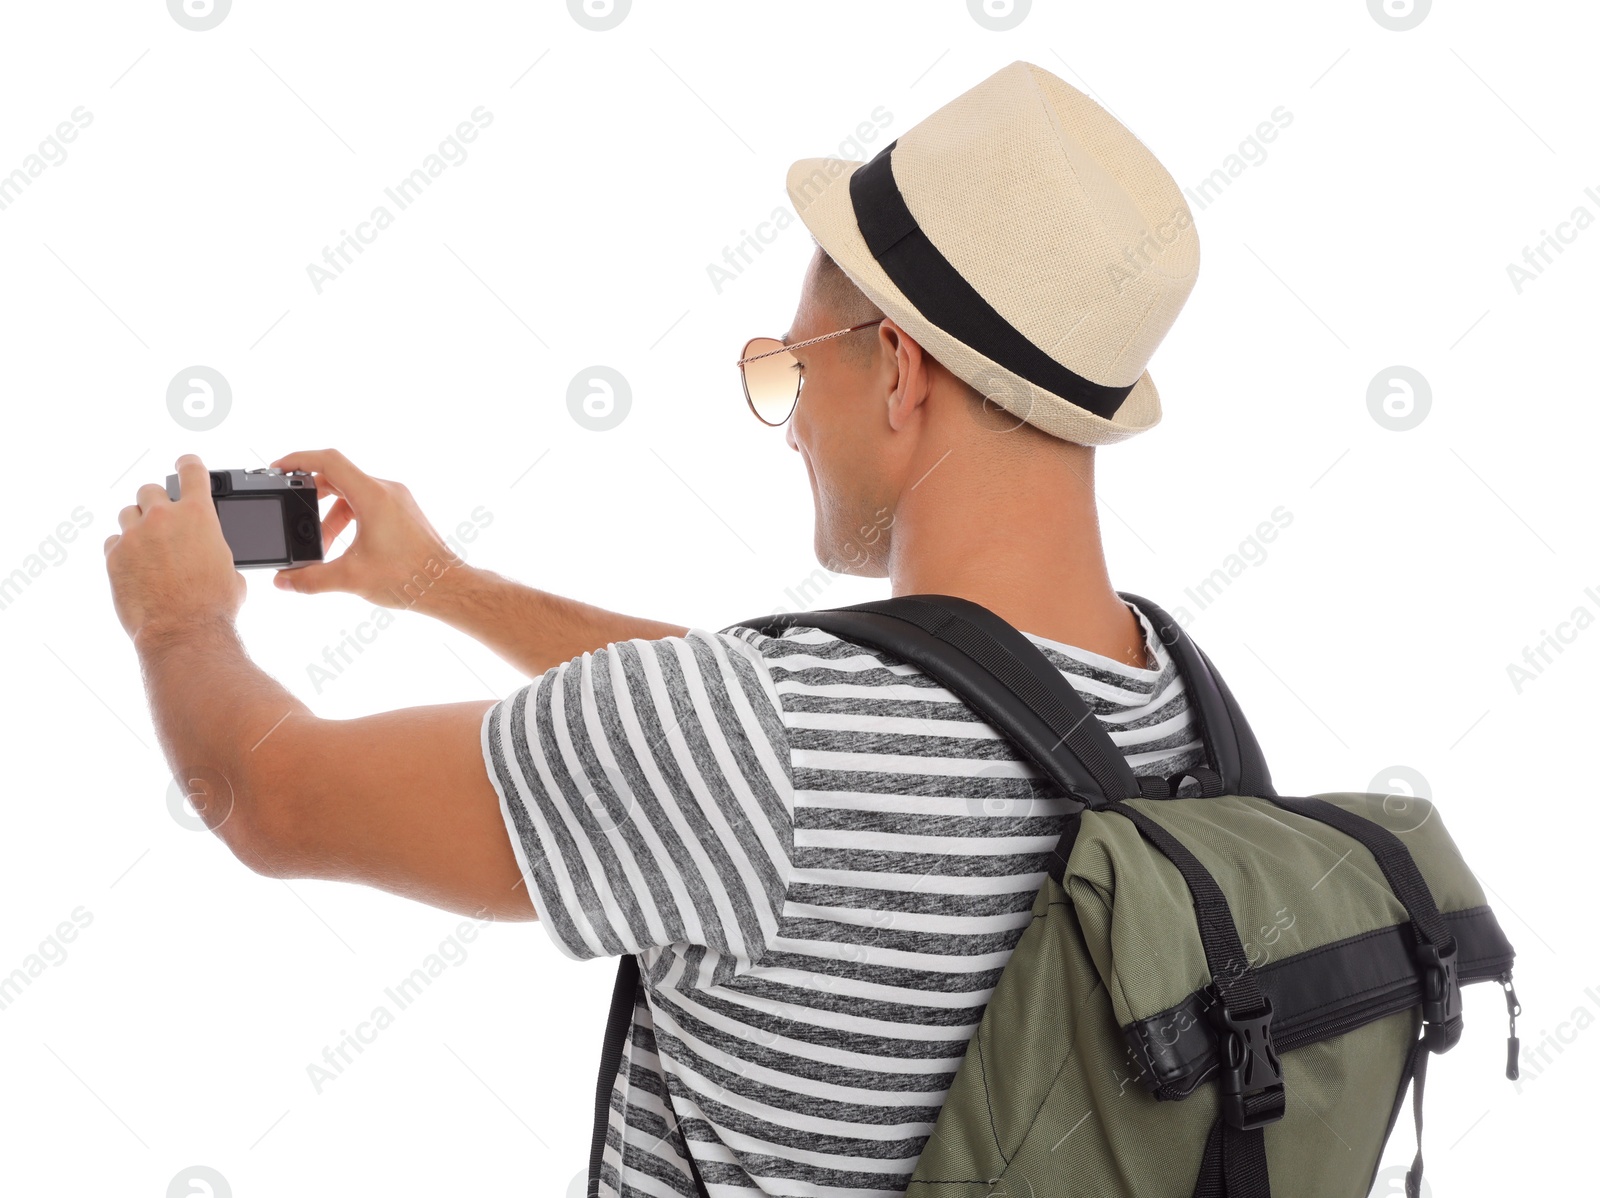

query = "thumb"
(274, 558), (352, 595)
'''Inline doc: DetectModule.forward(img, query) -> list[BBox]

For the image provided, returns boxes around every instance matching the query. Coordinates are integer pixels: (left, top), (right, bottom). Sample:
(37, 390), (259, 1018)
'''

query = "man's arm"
(268, 448), (688, 676)
(410, 567), (690, 680)
(107, 455), (534, 920)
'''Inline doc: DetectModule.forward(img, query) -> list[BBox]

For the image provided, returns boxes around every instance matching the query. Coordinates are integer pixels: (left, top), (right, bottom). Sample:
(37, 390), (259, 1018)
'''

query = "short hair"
(810, 250), (1089, 451)
(812, 249), (889, 361)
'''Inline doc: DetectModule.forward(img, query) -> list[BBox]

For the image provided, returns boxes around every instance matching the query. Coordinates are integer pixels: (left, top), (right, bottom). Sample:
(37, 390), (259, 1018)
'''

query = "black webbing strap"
(1191, 1110), (1274, 1198)
(1259, 796), (1463, 1051)
(1405, 1038), (1430, 1198)
(1106, 804), (1267, 1023)
(1361, 1025), (1430, 1198)
(1110, 802), (1281, 1198)
(1113, 793), (1286, 1196)
(1260, 797), (1451, 948)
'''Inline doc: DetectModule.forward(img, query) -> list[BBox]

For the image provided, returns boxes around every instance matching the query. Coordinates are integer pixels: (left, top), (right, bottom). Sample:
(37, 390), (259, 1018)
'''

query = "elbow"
(208, 734), (315, 880)
(227, 815), (306, 880)
(216, 785), (305, 879)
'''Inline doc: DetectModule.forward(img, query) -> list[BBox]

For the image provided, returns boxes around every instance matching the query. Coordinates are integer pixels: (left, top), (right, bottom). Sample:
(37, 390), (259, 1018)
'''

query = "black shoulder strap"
(739, 593), (1274, 805)
(1117, 593), (1275, 799)
(746, 594), (1136, 806)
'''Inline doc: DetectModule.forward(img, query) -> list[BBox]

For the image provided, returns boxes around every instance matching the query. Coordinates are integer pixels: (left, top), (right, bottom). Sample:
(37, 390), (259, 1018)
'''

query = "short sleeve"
(480, 628), (793, 965)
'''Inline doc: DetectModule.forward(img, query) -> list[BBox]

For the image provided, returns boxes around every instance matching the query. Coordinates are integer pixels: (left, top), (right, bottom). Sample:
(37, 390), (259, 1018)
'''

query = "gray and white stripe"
(482, 603), (1204, 1197)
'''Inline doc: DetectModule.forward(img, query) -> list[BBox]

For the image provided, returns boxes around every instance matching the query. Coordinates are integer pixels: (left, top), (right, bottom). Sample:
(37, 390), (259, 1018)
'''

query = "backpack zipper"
(1501, 970), (1521, 1080)
(1273, 952), (1515, 1053)
(1148, 953), (1515, 1101)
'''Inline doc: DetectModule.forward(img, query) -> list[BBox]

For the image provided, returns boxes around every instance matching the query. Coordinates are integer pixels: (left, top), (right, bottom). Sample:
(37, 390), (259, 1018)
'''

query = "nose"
(785, 417), (798, 452)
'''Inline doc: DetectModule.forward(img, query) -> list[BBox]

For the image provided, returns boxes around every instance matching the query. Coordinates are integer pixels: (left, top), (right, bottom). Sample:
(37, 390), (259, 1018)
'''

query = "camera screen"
(218, 498), (287, 564)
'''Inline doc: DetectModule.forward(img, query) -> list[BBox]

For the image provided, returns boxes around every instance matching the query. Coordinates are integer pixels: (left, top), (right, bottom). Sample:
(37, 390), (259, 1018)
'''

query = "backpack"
(587, 594), (1519, 1198)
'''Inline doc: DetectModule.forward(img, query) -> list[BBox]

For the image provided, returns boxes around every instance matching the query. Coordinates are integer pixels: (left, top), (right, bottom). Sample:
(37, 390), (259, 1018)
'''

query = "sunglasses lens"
(740, 337), (800, 425)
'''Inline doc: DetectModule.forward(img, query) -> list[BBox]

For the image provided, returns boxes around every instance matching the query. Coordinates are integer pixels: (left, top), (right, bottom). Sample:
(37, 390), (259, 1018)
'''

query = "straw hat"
(787, 60), (1199, 445)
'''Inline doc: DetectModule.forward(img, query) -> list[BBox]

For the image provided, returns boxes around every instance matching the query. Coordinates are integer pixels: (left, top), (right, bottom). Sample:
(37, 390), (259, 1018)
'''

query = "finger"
(320, 497), (355, 549)
(118, 504), (142, 532)
(103, 534), (120, 556)
(272, 449), (380, 506)
(134, 483), (169, 512)
(273, 557), (352, 596)
(271, 451), (343, 501)
(174, 454), (214, 508)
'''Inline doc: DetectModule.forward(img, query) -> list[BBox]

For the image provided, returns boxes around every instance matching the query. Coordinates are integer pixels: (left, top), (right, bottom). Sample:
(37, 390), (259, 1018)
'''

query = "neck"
(884, 435), (1148, 668)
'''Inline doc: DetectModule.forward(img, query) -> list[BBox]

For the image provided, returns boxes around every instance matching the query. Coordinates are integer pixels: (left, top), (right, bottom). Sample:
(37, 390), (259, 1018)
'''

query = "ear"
(881, 319), (932, 432)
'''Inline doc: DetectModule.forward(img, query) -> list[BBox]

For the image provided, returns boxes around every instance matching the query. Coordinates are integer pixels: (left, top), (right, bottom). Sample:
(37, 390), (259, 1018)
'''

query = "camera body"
(165, 468), (324, 570)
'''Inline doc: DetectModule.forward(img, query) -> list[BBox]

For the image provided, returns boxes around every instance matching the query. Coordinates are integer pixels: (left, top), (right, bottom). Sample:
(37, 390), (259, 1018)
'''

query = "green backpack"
(590, 594), (1520, 1198)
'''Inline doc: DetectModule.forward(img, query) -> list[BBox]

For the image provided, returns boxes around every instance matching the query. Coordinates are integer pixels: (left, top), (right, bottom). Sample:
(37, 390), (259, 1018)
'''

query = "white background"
(1, 1), (1594, 1195)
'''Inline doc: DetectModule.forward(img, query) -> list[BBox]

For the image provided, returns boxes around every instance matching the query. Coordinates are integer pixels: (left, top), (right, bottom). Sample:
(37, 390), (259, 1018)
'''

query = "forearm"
(423, 566), (690, 676)
(135, 618), (310, 872)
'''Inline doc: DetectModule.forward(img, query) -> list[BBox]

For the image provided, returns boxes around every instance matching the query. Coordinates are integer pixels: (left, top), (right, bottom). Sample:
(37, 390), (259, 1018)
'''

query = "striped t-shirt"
(481, 601), (1206, 1198)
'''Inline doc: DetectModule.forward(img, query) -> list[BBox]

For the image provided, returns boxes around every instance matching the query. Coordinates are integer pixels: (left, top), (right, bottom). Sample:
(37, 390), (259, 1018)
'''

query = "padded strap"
(742, 593), (1277, 807)
(748, 597), (1141, 805)
(1118, 592), (1275, 798)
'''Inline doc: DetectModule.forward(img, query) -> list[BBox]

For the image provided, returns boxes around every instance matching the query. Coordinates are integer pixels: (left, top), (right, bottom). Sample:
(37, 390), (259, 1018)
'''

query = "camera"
(165, 468), (324, 570)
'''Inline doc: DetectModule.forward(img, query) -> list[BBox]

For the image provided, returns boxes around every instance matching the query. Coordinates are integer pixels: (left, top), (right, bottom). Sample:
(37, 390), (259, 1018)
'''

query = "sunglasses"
(737, 320), (882, 426)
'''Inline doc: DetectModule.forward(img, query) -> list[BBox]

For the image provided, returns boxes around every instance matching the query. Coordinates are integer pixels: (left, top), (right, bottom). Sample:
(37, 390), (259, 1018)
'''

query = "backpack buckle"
(1206, 992), (1286, 1131)
(1417, 938), (1462, 1053)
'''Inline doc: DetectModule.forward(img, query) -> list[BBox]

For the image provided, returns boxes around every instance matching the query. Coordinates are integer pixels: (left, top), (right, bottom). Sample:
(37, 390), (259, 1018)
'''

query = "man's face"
(783, 254), (898, 577)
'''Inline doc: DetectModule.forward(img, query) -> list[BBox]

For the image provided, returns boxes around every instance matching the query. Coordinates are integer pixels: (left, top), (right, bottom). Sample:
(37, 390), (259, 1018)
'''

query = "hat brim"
(786, 156), (1161, 447)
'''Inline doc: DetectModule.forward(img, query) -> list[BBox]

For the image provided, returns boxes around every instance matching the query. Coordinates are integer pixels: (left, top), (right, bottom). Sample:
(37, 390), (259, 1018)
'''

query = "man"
(106, 61), (1204, 1197)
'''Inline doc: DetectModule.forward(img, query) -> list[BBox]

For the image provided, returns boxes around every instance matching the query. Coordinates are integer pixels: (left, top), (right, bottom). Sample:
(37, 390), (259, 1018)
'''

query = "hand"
(105, 454), (246, 643)
(269, 449), (465, 610)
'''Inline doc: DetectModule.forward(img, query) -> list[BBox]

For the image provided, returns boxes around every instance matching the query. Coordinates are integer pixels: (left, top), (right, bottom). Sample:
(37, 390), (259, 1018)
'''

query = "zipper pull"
(1501, 972), (1521, 1081)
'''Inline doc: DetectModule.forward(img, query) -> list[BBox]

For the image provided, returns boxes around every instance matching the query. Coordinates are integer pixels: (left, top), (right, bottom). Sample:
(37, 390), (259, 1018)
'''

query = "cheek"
(799, 371), (865, 452)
